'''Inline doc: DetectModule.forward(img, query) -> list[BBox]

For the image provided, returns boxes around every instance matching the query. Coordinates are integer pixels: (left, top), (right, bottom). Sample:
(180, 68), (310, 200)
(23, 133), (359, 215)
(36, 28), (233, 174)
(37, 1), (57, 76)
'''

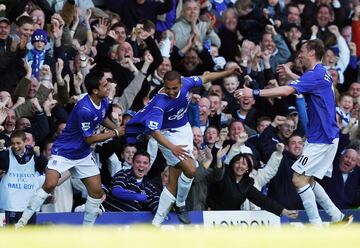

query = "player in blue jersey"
(126, 68), (241, 225)
(16, 70), (124, 228)
(235, 39), (352, 226)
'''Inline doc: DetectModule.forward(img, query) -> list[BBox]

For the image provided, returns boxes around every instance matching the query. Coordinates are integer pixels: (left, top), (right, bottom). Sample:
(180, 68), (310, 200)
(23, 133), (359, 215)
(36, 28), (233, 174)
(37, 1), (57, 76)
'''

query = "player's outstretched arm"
(201, 67), (242, 84)
(234, 85), (295, 100)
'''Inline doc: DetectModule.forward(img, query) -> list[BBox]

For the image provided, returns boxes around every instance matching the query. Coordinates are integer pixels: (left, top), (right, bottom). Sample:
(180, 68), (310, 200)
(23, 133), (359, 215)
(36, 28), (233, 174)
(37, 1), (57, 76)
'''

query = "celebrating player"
(16, 70), (124, 227)
(126, 67), (241, 225)
(234, 39), (352, 226)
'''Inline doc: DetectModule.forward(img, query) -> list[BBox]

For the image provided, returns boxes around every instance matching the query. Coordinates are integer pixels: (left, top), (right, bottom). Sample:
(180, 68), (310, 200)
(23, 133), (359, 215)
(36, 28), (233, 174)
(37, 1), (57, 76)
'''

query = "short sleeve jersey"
(288, 64), (339, 144)
(52, 94), (109, 159)
(126, 76), (202, 139)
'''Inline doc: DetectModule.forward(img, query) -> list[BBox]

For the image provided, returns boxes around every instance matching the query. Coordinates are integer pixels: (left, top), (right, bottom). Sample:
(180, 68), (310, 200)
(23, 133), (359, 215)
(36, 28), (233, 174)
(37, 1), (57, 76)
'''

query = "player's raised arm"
(201, 66), (242, 84)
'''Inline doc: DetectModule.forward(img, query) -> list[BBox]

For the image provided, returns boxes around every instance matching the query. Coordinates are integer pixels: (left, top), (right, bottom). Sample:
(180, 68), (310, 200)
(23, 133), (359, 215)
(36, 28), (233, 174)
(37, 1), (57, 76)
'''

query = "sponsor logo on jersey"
(168, 107), (186, 120)
(81, 122), (91, 131)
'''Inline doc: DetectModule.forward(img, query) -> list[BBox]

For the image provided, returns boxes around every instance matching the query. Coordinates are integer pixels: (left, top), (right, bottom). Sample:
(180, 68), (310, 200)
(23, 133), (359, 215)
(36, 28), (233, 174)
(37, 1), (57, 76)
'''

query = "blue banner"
(36, 210), (360, 225)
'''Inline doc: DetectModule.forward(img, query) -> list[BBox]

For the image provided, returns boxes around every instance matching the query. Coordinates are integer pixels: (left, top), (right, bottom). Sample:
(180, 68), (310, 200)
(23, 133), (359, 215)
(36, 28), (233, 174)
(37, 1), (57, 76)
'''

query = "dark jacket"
(0, 37), (27, 93)
(258, 125), (282, 163)
(207, 164), (284, 216)
(267, 151), (303, 210)
(102, 169), (160, 212)
(106, 0), (173, 30)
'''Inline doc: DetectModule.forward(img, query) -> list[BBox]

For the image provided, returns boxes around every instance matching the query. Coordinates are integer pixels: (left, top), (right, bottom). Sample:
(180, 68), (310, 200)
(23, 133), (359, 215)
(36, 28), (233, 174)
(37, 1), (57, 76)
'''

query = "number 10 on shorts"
(297, 155), (308, 166)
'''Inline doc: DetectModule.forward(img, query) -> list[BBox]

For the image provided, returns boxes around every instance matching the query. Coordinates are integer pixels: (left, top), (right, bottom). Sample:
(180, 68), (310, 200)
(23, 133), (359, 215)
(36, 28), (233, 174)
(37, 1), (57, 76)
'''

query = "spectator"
(0, 17), (26, 93)
(0, 130), (47, 225)
(260, 24), (291, 74)
(186, 145), (230, 210)
(206, 152), (297, 220)
(320, 148), (360, 209)
(336, 93), (354, 128)
(268, 134), (305, 210)
(103, 150), (160, 212)
(106, 0), (173, 30)
(259, 115), (296, 163)
(171, 0), (221, 50)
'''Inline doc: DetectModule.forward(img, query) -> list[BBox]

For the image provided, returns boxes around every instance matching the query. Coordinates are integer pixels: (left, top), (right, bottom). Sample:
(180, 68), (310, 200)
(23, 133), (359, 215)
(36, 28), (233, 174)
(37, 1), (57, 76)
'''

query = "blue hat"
(31, 29), (48, 45)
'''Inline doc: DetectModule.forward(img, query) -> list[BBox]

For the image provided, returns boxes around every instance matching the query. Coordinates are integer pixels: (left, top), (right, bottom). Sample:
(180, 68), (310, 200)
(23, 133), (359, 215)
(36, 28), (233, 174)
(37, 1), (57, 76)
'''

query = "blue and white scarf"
(27, 48), (46, 80)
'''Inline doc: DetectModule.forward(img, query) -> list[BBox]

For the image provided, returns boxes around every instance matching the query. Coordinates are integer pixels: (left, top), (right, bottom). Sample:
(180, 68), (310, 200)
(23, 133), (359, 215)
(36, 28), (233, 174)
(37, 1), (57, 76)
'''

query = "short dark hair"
(10, 129), (26, 141)
(229, 119), (244, 130)
(122, 143), (137, 153)
(286, 3), (300, 13)
(111, 22), (127, 32)
(285, 133), (304, 146)
(133, 150), (150, 162)
(15, 15), (34, 27)
(163, 70), (181, 83)
(257, 116), (272, 127)
(303, 39), (325, 61)
(204, 125), (220, 135)
(84, 70), (105, 95)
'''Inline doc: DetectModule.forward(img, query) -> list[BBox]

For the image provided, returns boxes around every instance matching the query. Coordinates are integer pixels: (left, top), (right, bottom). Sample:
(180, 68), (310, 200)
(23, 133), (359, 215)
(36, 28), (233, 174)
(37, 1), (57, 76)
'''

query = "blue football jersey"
(52, 94), (109, 159)
(288, 64), (339, 144)
(126, 76), (203, 142)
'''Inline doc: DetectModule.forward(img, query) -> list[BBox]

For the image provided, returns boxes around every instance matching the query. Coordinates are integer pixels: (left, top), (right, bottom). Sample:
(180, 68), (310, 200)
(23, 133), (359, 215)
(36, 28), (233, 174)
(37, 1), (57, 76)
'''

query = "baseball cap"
(287, 106), (298, 116)
(0, 17), (10, 25)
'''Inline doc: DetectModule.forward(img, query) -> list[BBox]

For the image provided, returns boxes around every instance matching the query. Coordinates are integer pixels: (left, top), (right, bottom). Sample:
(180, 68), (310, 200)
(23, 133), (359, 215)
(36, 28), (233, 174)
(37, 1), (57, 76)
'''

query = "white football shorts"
(158, 122), (194, 166)
(47, 153), (99, 179)
(291, 138), (339, 179)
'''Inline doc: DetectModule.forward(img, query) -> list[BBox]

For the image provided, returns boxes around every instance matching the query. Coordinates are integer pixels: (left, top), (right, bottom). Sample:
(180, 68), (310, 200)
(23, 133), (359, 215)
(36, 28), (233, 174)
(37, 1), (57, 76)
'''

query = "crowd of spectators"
(0, 0), (359, 220)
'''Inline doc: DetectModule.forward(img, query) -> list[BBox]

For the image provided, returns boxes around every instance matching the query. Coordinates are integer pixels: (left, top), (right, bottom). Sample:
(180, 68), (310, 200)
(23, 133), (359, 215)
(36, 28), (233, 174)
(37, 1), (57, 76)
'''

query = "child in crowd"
(26, 29), (48, 80)
(336, 93), (354, 128)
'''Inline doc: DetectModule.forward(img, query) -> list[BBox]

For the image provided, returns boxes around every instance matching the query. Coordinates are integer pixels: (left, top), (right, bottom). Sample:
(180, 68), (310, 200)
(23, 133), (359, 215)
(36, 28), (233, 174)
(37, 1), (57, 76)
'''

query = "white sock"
(176, 173), (193, 207)
(297, 184), (322, 225)
(312, 182), (343, 222)
(19, 188), (50, 225)
(83, 196), (102, 225)
(152, 187), (175, 226)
